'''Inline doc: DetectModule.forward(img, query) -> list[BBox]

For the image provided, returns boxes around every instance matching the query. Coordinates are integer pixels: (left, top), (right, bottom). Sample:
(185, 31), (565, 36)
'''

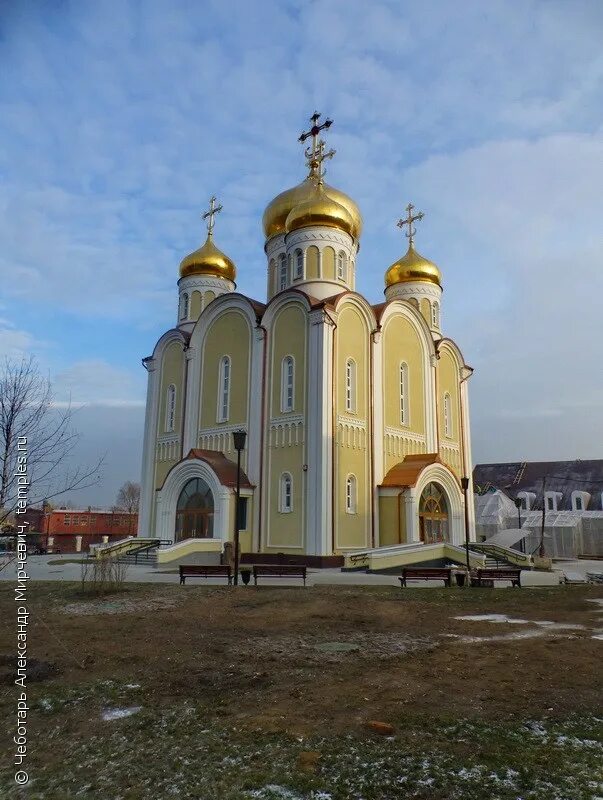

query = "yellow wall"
(420, 298), (431, 326)
(378, 494), (406, 546)
(306, 246), (319, 280)
(265, 303), (307, 551)
(437, 348), (463, 477)
(155, 340), (185, 489)
(382, 315), (425, 435)
(200, 311), (250, 429)
(190, 290), (202, 320)
(270, 305), (306, 417)
(203, 290), (215, 308)
(334, 304), (371, 550)
(322, 246), (335, 281)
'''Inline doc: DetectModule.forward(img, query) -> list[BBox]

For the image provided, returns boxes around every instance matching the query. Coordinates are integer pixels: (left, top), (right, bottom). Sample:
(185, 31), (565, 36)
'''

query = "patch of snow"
(101, 706), (142, 721)
(454, 614), (585, 630)
(124, 683), (141, 689)
(39, 698), (53, 711)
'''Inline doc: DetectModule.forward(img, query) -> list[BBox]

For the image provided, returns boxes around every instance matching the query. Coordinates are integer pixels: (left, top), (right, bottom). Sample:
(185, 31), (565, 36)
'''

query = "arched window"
(399, 362), (409, 425)
(278, 254), (287, 291)
(337, 251), (346, 280)
(346, 475), (357, 514)
(175, 477), (214, 541)
(444, 392), (452, 438)
(431, 301), (439, 328)
(419, 482), (449, 543)
(180, 292), (189, 321)
(281, 356), (294, 412)
(280, 473), (292, 513)
(165, 384), (176, 432)
(217, 356), (231, 422)
(294, 249), (303, 280)
(345, 358), (356, 413)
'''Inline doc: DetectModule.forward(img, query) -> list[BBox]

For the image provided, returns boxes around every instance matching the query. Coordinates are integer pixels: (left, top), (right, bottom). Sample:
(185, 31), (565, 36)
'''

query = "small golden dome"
(179, 235), (236, 281)
(385, 244), (442, 288)
(263, 178), (362, 240)
(285, 183), (355, 237)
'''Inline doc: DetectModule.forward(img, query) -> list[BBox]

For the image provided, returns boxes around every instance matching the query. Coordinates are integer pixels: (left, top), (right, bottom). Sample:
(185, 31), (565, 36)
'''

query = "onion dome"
(385, 244), (442, 288)
(179, 235), (236, 281)
(263, 178), (362, 240)
(285, 181), (355, 237)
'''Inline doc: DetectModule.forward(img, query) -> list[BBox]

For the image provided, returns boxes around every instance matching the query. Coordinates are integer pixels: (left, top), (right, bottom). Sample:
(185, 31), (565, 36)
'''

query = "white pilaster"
(460, 376), (476, 541)
(138, 357), (159, 537)
(371, 330), (384, 547)
(306, 309), (335, 555)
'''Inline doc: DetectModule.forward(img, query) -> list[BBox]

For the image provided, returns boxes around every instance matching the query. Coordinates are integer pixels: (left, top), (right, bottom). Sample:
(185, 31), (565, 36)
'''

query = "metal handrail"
(470, 542), (533, 565)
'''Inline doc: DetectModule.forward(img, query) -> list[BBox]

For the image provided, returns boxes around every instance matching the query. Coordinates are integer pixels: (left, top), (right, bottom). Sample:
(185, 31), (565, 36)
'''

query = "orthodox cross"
(299, 112), (335, 179)
(202, 195), (223, 238)
(397, 203), (424, 248)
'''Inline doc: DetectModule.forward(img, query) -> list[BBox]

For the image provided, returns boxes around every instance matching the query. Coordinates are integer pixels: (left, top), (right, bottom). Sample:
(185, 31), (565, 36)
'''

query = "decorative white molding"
(156, 437), (181, 462)
(154, 457), (232, 542)
(269, 419), (305, 448)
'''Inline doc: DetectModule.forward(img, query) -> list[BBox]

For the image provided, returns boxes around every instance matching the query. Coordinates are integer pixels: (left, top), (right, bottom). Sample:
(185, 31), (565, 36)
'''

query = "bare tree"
(0, 356), (104, 526)
(115, 481), (140, 534)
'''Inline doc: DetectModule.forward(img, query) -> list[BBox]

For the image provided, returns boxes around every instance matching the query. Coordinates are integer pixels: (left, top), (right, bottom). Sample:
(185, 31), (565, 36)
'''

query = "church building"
(138, 114), (475, 563)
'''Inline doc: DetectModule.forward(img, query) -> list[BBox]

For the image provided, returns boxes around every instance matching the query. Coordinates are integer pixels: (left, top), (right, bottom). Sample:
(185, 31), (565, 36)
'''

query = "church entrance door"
(418, 482), (449, 544)
(175, 477), (214, 542)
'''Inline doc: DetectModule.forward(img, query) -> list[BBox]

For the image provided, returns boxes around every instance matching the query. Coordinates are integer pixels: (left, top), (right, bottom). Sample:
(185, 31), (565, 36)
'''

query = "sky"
(0, 0), (602, 507)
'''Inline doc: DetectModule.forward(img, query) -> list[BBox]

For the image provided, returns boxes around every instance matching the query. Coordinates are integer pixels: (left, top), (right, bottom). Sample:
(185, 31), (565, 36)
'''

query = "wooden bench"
(472, 568), (521, 588)
(252, 564), (307, 586)
(399, 567), (452, 587)
(179, 564), (232, 585)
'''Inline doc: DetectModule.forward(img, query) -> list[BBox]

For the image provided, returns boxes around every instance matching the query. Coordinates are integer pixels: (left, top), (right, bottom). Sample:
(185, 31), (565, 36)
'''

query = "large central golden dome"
(385, 244), (442, 288)
(263, 177), (362, 240)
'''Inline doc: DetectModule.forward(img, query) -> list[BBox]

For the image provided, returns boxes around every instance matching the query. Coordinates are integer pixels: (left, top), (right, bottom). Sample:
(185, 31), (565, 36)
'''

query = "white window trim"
(399, 362), (409, 426)
(544, 491), (562, 512)
(337, 251), (346, 281)
(431, 301), (439, 329)
(278, 254), (287, 291)
(217, 356), (231, 423)
(180, 292), (189, 321)
(571, 491), (589, 511)
(280, 355), (295, 413)
(345, 358), (357, 414)
(280, 472), (293, 513)
(294, 249), (304, 280)
(346, 474), (357, 514)
(443, 392), (453, 438)
(165, 384), (177, 432)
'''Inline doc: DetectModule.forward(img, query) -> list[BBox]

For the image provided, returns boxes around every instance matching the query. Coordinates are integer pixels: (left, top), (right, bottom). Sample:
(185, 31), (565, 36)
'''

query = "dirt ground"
(1, 581), (602, 799)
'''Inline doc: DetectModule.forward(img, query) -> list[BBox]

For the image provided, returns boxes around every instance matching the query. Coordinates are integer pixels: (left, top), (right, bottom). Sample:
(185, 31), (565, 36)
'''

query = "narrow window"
(574, 496), (583, 511)
(180, 292), (188, 319)
(346, 475), (357, 514)
(345, 358), (356, 413)
(546, 496), (555, 511)
(217, 356), (231, 422)
(237, 497), (248, 530)
(444, 393), (452, 437)
(280, 473), (292, 513)
(337, 251), (345, 280)
(399, 362), (409, 425)
(294, 249), (303, 280)
(432, 301), (439, 328)
(166, 384), (176, 432)
(279, 254), (287, 291)
(281, 356), (294, 412)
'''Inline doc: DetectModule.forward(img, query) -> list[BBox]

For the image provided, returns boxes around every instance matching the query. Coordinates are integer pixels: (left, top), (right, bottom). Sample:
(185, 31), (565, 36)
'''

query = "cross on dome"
(202, 195), (223, 239)
(397, 203), (424, 248)
(299, 112), (335, 182)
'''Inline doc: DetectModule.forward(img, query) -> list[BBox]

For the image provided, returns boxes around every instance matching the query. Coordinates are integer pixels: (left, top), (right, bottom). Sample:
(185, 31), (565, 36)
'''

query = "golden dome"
(385, 244), (442, 288)
(179, 235), (236, 281)
(285, 183), (355, 237)
(263, 177), (362, 240)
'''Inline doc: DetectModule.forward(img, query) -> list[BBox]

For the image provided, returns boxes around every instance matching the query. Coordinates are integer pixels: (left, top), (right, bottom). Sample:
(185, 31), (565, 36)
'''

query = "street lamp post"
(460, 477), (471, 572)
(232, 429), (247, 586)
(514, 497), (523, 553)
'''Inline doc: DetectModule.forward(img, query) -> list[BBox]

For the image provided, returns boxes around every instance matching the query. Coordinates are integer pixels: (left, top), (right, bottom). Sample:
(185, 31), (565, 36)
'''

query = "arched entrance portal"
(419, 482), (449, 544)
(175, 477), (214, 541)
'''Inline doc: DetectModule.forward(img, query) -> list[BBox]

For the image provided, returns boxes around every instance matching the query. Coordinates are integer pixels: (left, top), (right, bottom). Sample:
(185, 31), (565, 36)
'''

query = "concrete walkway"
(1, 554), (600, 587)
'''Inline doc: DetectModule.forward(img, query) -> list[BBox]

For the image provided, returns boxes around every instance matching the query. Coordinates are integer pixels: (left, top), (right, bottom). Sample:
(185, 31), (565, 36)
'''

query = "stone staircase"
(117, 548), (158, 566)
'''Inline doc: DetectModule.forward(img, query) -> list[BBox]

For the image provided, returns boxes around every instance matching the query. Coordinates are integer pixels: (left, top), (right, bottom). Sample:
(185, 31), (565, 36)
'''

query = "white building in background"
(473, 460), (603, 558)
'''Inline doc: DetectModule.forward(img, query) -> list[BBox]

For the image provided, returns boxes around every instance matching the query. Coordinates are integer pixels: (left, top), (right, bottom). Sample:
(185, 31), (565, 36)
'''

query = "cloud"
(53, 360), (146, 408)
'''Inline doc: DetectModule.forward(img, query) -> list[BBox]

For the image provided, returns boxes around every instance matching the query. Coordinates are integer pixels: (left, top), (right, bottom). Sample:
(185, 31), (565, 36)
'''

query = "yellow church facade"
(138, 115), (475, 563)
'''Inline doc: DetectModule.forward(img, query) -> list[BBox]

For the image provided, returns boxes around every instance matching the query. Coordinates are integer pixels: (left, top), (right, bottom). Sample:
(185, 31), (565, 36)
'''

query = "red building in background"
(22, 508), (138, 553)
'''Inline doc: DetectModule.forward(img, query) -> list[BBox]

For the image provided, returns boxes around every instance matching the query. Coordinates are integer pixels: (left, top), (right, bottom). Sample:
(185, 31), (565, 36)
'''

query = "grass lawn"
(1, 581), (602, 799)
